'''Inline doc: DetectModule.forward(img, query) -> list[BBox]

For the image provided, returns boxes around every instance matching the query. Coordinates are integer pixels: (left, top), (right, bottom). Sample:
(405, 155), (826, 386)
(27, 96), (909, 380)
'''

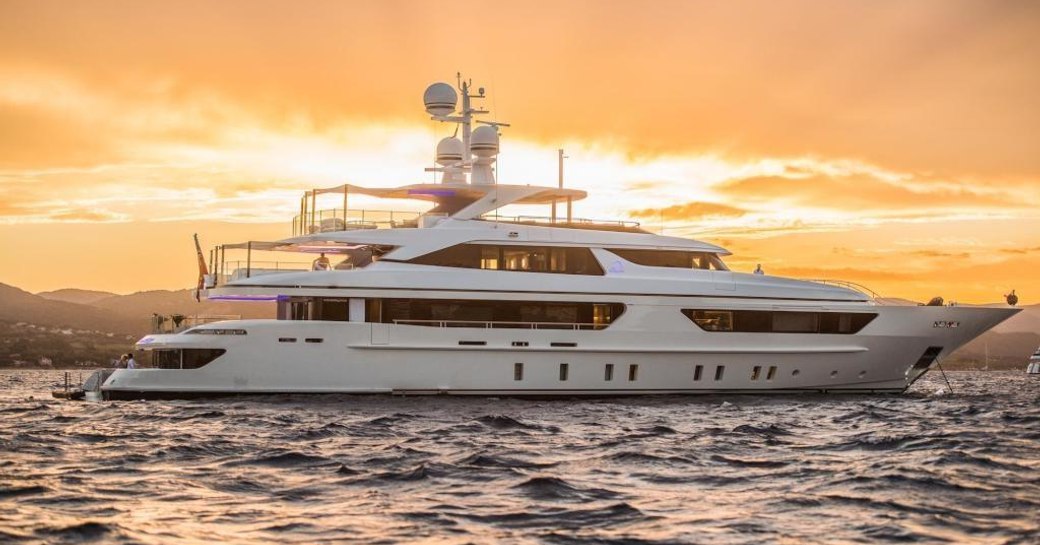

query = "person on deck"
(312, 253), (332, 271)
(126, 353), (137, 370)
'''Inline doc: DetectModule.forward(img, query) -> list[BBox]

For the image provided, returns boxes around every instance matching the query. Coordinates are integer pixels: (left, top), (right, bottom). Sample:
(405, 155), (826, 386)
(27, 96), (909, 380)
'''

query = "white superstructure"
(1028, 347), (1040, 375)
(94, 76), (1020, 399)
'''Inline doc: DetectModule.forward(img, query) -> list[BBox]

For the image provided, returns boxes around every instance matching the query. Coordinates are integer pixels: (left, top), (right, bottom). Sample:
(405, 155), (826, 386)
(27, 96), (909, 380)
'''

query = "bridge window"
(608, 248), (728, 271)
(408, 244), (604, 275)
(683, 309), (876, 334)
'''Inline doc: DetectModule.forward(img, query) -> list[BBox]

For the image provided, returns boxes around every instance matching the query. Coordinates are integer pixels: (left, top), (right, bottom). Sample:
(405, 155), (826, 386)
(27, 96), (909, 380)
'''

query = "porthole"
(766, 366), (777, 380)
(792, 369), (801, 376)
(559, 363), (569, 381)
(829, 370), (838, 378)
(750, 366), (762, 381)
(513, 363), (524, 381)
(694, 364), (703, 381)
(604, 363), (614, 381)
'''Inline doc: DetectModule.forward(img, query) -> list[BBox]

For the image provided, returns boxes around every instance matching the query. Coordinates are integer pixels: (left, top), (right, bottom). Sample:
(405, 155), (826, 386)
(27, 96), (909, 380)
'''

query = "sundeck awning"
(306, 183), (586, 205)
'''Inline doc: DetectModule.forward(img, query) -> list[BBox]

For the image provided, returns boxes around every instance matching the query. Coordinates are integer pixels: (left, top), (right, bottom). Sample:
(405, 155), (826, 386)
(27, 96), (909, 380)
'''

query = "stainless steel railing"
(392, 319), (608, 330)
(151, 314), (241, 334)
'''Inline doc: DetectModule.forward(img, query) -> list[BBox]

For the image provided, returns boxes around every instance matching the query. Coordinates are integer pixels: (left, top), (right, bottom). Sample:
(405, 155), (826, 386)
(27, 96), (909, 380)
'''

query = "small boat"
(1028, 346), (1040, 375)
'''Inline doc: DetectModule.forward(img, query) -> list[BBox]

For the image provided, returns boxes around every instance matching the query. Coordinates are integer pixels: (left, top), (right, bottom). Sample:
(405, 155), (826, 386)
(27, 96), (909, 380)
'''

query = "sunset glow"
(1, 0), (1037, 302)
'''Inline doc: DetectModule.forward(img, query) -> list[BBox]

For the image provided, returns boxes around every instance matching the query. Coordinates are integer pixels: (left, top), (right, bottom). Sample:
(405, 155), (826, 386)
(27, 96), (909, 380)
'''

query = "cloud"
(1000, 246), (1040, 255)
(47, 209), (126, 222)
(630, 201), (748, 221)
(2, 1), (1039, 178)
(715, 172), (1025, 213)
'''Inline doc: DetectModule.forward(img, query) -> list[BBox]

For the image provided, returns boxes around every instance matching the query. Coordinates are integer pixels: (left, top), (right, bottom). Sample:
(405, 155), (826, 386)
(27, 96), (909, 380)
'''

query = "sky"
(0, 0), (1038, 303)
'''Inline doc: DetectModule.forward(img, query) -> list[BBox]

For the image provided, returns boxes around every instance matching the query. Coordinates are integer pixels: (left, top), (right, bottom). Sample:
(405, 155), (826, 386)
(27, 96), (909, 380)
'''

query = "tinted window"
(683, 309), (876, 334)
(372, 298), (624, 329)
(151, 349), (226, 369)
(608, 248), (727, 270)
(410, 244), (604, 275)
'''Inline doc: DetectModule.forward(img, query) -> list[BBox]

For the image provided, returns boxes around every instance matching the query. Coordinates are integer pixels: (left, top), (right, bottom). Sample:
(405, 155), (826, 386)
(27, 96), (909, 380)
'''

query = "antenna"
(423, 73), (504, 184)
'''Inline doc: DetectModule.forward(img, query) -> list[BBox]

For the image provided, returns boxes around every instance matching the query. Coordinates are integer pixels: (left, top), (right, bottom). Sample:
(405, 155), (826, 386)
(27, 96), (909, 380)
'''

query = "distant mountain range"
(3, 283), (273, 337)
(1, 281), (1037, 369)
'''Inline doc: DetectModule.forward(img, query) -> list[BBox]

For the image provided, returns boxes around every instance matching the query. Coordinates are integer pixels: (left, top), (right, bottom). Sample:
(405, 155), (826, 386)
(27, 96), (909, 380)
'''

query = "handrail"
(480, 213), (641, 228)
(151, 314), (241, 334)
(292, 208), (421, 236)
(806, 279), (884, 300)
(392, 319), (608, 330)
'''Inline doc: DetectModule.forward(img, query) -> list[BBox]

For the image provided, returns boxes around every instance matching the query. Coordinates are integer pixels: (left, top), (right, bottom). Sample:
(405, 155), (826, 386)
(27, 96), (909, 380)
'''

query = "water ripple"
(1, 369), (1038, 544)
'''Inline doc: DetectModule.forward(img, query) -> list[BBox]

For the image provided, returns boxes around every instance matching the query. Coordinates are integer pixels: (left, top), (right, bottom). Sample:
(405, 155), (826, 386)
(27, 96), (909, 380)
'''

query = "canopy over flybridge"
(304, 183), (587, 220)
(291, 74), (596, 233)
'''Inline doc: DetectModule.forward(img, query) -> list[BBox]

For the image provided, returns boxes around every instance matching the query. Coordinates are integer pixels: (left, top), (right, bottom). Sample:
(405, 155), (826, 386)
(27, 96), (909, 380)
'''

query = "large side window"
(408, 244), (603, 275)
(608, 248), (727, 270)
(682, 309), (875, 334)
(369, 299), (624, 329)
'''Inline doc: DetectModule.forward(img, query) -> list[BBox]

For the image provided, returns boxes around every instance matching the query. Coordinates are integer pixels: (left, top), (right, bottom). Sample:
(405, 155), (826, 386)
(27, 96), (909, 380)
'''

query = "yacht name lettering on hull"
(933, 321), (960, 328)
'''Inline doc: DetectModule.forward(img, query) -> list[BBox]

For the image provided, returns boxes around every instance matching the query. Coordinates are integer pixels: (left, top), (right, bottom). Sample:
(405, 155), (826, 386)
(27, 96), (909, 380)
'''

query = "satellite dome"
(423, 83), (457, 117)
(470, 125), (499, 157)
(436, 137), (464, 165)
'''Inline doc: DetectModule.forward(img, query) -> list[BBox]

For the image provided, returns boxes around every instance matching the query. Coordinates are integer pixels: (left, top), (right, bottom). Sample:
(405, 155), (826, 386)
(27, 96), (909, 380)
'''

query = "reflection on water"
(1, 370), (1038, 544)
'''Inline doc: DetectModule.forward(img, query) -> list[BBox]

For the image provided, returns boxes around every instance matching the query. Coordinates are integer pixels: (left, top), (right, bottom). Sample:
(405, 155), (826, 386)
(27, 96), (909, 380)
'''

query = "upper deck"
(290, 182), (641, 237)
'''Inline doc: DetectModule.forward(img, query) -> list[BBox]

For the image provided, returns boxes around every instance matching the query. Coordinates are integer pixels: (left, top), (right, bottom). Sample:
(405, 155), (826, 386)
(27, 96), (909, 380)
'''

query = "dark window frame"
(408, 243), (605, 276)
(607, 248), (728, 271)
(682, 309), (876, 334)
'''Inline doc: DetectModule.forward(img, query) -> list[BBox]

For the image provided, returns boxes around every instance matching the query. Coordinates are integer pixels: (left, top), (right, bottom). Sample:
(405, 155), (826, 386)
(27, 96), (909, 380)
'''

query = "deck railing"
(480, 214), (641, 230)
(292, 208), (421, 236)
(152, 314), (241, 334)
(807, 279), (885, 301)
(392, 319), (608, 330)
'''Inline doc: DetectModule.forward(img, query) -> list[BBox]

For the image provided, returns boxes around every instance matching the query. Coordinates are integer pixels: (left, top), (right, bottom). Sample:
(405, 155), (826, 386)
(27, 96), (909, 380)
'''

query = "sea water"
(1, 370), (1038, 544)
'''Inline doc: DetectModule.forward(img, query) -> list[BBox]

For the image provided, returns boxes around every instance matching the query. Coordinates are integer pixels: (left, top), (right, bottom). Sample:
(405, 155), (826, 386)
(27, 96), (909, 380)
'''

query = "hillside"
(37, 288), (117, 305)
(0, 284), (142, 335)
(992, 303), (1040, 334)
(89, 289), (274, 322)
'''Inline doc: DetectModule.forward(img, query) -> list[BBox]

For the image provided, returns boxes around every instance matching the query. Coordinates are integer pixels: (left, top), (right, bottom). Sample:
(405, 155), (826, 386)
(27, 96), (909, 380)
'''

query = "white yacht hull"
(101, 303), (1017, 399)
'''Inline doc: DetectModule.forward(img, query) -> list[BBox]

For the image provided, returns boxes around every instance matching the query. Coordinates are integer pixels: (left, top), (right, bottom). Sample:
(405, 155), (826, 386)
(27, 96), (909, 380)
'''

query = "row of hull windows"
(514, 363), (639, 381)
(281, 297), (624, 329)
(683, 309), (877, 334)
(409, 244), (604, 275)
(520, 363), (812, 383)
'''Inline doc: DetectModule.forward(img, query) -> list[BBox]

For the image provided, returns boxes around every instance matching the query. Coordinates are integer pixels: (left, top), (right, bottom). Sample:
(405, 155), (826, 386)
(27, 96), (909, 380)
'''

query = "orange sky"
(1, 0), (1038, 303)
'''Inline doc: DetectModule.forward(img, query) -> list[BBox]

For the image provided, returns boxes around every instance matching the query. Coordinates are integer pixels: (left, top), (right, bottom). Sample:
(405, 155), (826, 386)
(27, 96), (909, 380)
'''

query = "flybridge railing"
(392, 319), (608, 330)
(151, 314), (241, 334)
(479, 214), (642, 229)
(808, 279), (885, 301)
(292, 208), (421, 237)
(222, 260), (311, 283)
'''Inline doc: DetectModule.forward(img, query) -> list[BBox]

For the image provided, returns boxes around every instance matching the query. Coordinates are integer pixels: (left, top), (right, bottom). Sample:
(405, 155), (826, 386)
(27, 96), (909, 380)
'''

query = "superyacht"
(91, 76), (1020, 399)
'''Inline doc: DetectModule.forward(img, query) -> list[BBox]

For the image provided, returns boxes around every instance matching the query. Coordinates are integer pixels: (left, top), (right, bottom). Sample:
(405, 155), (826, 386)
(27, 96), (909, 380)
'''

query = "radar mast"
(423, 74), (509, 185)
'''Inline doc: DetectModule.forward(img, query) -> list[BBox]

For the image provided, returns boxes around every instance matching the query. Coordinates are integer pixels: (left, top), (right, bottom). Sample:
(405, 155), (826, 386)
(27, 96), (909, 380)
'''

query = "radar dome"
(470, 125), (500, 157)
(423, 83), (457, 117)
(436, 137), (464, 165)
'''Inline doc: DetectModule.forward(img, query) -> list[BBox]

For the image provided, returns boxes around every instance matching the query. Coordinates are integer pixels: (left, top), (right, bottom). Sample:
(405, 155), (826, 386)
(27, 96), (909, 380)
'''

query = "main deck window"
(371, 298), (624, 329)
(151, 349), (226, 369)
(682, 309), (876, 334)
(607, 248), (728, 270)
(408, 244), (604, 275)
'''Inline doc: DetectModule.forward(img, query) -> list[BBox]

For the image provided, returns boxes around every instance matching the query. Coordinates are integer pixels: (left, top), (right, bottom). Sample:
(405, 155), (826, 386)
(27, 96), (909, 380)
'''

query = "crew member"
(312, 252), (331, 271)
